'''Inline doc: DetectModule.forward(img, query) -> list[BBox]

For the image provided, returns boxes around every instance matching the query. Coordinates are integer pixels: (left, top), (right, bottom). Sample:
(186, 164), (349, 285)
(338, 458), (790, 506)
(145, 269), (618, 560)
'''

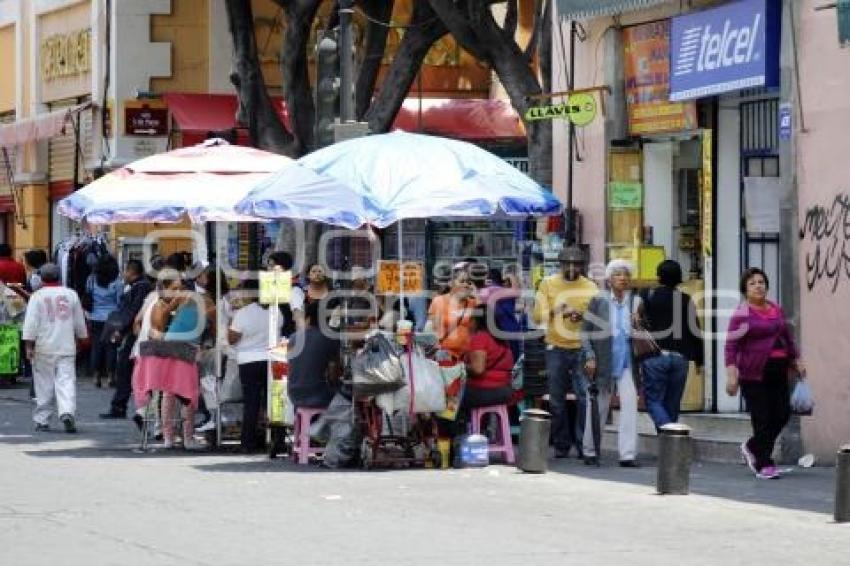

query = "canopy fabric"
(163, 93), (291, 134)
(236, 131), (562, 228)
(556, 0), (667, 20)
(57, 139), (361, 226)
(0, 102), (91, 149)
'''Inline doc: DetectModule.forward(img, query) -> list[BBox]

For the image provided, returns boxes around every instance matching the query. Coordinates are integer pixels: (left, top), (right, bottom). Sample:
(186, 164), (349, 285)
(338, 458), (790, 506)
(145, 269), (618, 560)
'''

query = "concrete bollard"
(656, 423), (692, 495)
(518, 409), (551, 473)
(834, 444), (850, 523)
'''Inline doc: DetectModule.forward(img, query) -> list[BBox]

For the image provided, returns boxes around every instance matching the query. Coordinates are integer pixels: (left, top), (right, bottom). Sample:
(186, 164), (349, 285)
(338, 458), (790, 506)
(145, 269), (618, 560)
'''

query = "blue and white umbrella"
(235, 131), (562, 227)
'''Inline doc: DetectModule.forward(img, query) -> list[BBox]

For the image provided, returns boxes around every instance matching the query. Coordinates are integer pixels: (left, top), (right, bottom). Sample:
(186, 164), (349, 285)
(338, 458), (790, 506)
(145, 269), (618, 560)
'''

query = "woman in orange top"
(428, 268), (477, 360)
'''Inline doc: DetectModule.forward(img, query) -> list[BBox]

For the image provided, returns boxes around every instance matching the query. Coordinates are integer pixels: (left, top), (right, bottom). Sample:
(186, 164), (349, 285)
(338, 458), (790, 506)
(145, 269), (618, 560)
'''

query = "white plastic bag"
(200, 374), (219, 410)
(219, 358), (242, 403)
(790, 379), (814, 415)
(396, 349), (446, 414)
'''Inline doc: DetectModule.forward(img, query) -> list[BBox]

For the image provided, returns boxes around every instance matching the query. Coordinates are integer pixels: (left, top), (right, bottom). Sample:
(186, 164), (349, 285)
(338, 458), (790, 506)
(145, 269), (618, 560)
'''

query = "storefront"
(556, 0), (788, 413)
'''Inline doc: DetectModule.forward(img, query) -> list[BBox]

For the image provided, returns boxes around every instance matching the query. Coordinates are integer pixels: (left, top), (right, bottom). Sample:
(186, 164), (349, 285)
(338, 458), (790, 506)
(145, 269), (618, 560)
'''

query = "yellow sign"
(40, 29), (91, 81)
(701, 129), (713, 257)
(259, 270), (293, 304)
(524, 94), (597, 126)
(376, 261), (424, 295)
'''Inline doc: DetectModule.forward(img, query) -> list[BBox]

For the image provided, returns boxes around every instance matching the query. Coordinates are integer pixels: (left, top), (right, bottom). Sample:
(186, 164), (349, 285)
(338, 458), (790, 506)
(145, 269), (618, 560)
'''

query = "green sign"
(0, 325), (20, 375)
(609, 181), (643, 209)
(524, 93), (598, 126)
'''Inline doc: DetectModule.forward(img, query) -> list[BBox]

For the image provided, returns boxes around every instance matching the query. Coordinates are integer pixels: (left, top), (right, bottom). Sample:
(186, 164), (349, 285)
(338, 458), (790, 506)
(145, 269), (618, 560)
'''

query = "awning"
(162, 93), (291, 147)
(392, 98), (525, 142)
(164, 92), (526, 147)
(556, 0), (668, 20)
(0, 102), (91, 149)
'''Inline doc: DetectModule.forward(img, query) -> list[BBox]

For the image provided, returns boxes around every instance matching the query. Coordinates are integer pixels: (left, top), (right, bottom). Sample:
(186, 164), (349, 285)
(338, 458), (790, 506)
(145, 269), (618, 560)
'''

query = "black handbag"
(631, 291), (661, 361)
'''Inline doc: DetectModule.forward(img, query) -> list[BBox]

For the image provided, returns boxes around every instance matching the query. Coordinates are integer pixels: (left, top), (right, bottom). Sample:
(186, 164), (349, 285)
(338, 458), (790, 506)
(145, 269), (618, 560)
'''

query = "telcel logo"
(675, 13), (761, 75)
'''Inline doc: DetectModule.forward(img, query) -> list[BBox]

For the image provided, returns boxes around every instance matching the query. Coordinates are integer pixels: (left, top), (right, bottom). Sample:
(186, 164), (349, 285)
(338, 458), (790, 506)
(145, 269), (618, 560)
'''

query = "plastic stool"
(469, 404), (516, 464)
(292, 407), (325, 465)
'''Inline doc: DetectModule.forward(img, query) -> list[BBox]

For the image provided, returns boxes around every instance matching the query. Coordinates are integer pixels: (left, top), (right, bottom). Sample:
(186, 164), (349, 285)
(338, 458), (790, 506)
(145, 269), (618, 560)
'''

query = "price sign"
(376, 261), (424, 295)
(259, 270), (293, 304)
(0, 325), (20, 375)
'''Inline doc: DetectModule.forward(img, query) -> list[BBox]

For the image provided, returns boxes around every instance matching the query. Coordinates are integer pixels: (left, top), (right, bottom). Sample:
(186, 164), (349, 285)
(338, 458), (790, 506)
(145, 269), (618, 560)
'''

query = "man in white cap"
(23, 262), (88, 433)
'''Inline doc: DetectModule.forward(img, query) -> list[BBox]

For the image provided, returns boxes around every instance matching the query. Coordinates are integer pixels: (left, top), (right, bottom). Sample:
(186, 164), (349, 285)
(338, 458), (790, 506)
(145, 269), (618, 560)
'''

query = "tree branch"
(225, 0), (294, 153)
(504, 0), (518, 39)
(355, 0), (394, 120)
(365, 2), (448, 133)
(523, 0), (543, 62)
(274, 0), (322, 155)
(427, 0), (492, 63)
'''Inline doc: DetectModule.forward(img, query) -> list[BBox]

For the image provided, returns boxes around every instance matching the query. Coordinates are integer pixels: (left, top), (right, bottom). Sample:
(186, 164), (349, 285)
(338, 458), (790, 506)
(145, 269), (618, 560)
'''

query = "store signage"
(259, 270), (293, 304)
(670, 0), (780, 101)
(609, 181), (643, 209)
(124, 101), (168, 136)
(376, 261), (424, 295)
(524, 93), (597, 125)
(778, 102), (792, 141)
(40, 29), (92, 81)
(623, 20), (697, 135)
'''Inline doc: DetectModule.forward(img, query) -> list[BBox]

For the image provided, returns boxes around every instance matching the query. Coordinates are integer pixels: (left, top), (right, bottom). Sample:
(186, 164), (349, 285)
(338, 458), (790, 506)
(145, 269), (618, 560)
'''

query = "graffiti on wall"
(799, 193), (850, 292)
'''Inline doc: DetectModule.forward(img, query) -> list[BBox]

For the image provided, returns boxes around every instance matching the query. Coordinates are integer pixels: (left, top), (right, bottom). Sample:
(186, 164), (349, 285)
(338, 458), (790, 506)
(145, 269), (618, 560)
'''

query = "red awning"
(163, 93), (525, 146)
(392, 98), (525, 142)
(163, 93), (291, 147)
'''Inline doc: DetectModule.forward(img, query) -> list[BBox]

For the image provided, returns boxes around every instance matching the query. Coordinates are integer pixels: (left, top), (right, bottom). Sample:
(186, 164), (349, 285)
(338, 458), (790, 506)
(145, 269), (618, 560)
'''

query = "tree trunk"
(356, 0), (395, 120)
(225, 0), (294, 154)
(428, 0), (552, 185)
(365, 2), (448, 133)
(276, 0), (322, 156)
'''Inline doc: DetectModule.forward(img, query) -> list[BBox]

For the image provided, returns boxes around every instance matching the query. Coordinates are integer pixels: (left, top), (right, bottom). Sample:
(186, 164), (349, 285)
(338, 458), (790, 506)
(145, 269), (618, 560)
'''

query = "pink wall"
(796, 1), (850, 461)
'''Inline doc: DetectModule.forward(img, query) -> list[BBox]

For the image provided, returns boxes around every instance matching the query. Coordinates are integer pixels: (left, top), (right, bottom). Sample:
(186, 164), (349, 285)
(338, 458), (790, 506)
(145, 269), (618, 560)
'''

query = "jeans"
(641, 353), (690, 430)
(740, 359), (791, 471)
(545, 346), (587, 452)
(88, 321), (116, 378)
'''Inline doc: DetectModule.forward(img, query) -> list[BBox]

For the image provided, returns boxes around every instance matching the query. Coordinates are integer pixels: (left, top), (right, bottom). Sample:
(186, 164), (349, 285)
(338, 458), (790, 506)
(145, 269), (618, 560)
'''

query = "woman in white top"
(229, 279), (280, 452)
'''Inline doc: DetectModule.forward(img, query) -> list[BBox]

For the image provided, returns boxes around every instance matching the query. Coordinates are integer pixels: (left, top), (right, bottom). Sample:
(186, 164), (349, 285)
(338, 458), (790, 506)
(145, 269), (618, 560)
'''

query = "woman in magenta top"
(725, 268), (807, 480)
(464, 305), (514, 409)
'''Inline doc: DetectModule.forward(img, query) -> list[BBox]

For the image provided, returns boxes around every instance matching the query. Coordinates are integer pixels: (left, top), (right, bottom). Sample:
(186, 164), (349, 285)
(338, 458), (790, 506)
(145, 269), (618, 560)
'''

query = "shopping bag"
(510, 353), (525, 391)
(219, 358), (242, 403)
(790, 379), (814, 415)
(352, 332), (406, 396)
(438, 363), (466, 421)
(269, 375), (295, 425)
(396, 348), (446, 414)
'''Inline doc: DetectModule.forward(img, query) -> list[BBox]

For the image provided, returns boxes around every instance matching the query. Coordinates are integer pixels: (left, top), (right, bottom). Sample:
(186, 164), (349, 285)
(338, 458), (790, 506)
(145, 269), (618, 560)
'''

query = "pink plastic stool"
(292, 407), (326, 465)
(469, 404), (516, 464)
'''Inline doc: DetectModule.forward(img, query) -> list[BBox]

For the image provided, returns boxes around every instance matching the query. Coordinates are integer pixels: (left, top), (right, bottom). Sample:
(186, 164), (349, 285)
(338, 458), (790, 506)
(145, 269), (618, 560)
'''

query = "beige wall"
(150, 0), (209, 94)
(796, 0), (850, 461)
(0, 24), (14, 112)
(38, 1), (92, 103)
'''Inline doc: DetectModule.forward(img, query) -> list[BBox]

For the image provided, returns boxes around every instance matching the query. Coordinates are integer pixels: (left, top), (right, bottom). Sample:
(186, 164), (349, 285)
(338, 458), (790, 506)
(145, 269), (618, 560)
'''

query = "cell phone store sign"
(669, 0), (780, 102)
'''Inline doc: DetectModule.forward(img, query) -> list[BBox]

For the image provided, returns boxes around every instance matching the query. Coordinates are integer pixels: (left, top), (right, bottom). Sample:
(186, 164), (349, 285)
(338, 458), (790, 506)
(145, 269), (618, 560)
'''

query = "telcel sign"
(670, 0), (780, 102)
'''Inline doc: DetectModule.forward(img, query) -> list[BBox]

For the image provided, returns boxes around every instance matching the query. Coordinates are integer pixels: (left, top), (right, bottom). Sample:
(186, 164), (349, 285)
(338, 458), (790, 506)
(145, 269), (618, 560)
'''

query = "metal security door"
(740, 92), (781, 303)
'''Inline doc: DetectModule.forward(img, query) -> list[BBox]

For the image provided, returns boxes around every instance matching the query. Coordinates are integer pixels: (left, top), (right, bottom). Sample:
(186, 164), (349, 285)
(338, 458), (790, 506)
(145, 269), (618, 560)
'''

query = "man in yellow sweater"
(533, 247), (599, 458)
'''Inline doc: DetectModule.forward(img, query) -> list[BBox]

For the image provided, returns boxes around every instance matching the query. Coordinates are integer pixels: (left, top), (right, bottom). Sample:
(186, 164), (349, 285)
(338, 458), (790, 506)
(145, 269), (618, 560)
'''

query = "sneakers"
(34, 423), (49, 432)
(741, 441), (758, 474)
(756, 465), (780, 480)
(60, 414), (77, 434)
(195, 420), (216, 433)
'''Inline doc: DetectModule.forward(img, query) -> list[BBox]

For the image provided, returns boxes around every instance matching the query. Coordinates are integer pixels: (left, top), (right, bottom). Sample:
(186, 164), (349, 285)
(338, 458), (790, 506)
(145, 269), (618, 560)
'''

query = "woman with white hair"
(580, 259), (640, 467)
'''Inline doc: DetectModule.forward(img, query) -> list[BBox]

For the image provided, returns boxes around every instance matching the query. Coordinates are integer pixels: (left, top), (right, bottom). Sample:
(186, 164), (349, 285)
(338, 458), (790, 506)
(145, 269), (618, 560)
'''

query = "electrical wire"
(353, 5), (440, 29)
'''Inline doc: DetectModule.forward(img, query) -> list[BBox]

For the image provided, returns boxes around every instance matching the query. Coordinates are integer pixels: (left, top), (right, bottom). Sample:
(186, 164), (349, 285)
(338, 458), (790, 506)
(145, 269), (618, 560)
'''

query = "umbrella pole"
(398, 221), (404, 320)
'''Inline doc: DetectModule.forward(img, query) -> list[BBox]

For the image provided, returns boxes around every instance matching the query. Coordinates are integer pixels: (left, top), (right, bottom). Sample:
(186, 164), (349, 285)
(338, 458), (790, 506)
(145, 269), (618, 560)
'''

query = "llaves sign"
(669, 0), (780, 102)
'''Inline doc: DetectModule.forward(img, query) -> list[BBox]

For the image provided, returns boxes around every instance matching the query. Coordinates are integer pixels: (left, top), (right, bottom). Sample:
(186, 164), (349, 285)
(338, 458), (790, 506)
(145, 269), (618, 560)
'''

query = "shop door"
(740, 94), (781, 303)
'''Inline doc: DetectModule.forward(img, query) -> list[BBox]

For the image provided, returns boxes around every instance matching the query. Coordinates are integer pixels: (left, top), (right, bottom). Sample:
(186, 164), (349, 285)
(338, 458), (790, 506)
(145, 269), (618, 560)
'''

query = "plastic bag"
(352, 332), (406, 397)
(438, 363), (466, 421)
(790, 379), (814, 415)
(200, 374), (219, 410)
(317, 393), (362, 469)
(269, 376), (295, 426)
(219, 358), (242, 403)
(394, 348), (446, 414)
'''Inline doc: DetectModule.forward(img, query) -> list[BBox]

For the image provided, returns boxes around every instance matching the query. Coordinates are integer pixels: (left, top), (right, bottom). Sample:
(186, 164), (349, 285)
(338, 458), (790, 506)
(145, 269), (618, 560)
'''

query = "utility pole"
(565, 20), (576, 245)
(339, 0), (355, 122)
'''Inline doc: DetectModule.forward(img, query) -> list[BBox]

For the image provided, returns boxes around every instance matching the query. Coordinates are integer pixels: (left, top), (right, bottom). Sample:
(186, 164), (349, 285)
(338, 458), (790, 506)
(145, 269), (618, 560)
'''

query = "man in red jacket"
(0, 244), (26, 285)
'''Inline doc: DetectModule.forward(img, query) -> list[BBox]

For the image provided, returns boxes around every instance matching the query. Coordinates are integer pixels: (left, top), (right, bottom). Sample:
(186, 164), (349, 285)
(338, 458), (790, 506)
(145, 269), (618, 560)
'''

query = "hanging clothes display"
(53, 233), (111, 301)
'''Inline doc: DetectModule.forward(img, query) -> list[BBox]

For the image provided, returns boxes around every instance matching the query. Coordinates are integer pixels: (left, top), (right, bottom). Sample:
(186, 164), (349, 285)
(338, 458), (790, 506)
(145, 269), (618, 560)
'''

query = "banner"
(623, 20), (697, 135)
(376, 261), (424, 295)
(701, 129), (713, 257)
(259, 270), (292, 304)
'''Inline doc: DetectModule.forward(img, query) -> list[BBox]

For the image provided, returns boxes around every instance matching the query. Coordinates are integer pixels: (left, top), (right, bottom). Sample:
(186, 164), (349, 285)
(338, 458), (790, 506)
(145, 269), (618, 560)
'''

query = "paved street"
(1, 377), (847, 566)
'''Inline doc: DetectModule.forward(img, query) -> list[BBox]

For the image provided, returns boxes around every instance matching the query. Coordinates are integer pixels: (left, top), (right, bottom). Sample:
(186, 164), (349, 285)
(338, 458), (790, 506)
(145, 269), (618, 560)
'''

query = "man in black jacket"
(99, 260), (152, 419)
(639, 260), (704, 431)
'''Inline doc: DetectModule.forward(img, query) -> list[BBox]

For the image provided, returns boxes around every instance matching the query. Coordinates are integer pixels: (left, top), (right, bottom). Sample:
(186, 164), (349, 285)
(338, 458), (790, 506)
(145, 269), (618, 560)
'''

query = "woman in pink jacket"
(725, 268), (807, 480)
